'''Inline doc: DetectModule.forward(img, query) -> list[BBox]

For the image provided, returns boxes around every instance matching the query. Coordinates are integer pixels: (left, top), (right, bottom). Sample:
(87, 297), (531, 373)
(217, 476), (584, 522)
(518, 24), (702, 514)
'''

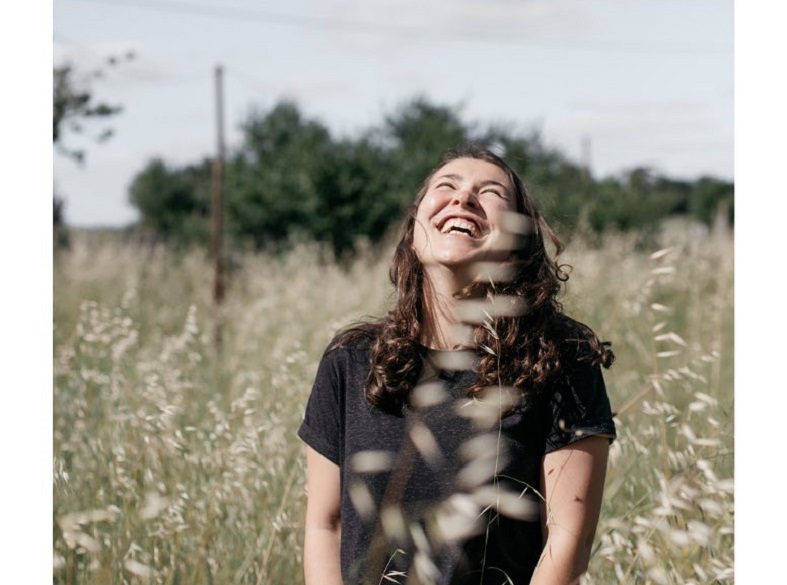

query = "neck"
(419, 265), (476, 350)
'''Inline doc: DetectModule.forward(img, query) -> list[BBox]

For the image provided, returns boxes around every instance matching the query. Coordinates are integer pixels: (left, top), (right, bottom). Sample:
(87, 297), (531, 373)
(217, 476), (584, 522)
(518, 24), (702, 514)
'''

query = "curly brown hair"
(340, 143), (614, 413)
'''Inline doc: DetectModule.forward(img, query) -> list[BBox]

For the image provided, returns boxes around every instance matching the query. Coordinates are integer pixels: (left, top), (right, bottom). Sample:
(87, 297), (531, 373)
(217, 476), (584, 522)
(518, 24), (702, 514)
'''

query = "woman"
(298, 144), (616, 585)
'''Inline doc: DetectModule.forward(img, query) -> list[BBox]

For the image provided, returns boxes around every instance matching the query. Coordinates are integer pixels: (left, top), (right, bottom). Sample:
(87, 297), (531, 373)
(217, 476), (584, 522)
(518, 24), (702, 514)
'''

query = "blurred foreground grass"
(53, 221), (733, 584)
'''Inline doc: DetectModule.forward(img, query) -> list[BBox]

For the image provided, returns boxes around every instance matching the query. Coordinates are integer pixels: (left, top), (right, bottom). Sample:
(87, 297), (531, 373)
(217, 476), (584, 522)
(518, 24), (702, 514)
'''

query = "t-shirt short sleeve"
(543, 362), (616, 454)
(297, 346), (343, 465)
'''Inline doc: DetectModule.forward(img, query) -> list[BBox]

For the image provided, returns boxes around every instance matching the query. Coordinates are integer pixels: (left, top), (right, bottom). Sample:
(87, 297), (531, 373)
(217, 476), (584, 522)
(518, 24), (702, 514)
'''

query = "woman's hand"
(303, 446), (343, 585)
(530, 435), (610, 585)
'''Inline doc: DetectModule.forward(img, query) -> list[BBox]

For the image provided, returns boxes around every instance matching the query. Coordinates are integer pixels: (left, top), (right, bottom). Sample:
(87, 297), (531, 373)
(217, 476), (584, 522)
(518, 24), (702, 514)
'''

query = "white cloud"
(328, 0), (591, 54)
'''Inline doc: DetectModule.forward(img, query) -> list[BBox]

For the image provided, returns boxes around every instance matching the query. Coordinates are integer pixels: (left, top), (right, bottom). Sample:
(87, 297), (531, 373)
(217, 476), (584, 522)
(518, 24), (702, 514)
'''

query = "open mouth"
(439, 217), (481, 238)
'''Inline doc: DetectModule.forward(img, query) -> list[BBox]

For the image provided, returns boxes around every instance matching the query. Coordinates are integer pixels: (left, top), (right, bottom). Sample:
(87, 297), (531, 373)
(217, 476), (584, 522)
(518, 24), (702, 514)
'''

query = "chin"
(430, 250), (485, 269)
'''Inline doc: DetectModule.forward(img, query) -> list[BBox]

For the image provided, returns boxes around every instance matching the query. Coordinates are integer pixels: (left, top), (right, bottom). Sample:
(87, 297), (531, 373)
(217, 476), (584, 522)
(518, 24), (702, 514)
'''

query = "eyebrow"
(434, 174), (510, 191)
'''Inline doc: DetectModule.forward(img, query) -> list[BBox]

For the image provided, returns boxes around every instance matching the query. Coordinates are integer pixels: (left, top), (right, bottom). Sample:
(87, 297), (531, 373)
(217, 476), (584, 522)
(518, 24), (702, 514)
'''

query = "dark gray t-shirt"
(298, 337), (616, 585)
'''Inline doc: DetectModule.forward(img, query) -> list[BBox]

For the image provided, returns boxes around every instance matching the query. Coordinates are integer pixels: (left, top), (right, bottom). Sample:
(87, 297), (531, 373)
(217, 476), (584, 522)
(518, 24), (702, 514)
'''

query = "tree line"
(129, 98), (733, 256)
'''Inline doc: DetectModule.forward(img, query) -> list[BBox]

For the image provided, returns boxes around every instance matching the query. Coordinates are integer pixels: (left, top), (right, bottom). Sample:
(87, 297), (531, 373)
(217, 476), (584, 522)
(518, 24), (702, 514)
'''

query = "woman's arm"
(303, 446), (343, 585)
(530, 435), (610, 585)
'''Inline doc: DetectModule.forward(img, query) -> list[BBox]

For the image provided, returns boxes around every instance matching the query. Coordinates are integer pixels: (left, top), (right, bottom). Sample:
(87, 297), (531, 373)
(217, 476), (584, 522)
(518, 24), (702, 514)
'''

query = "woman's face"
(412, 157), (520, 272)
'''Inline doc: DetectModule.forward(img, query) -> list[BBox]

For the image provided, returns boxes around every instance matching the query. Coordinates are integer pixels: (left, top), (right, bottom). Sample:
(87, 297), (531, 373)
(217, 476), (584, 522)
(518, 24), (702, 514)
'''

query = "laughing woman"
(298, 144), (616, 585)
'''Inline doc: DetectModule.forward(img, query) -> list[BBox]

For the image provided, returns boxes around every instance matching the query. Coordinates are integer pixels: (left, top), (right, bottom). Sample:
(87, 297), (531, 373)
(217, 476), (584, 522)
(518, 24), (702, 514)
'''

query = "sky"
(53, 0), (734, 227)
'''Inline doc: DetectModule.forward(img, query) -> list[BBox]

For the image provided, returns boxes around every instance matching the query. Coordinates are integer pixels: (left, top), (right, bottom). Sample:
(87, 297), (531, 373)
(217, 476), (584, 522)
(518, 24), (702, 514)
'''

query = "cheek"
(499, 196), (519, 214)
(416, 193), (439, 216)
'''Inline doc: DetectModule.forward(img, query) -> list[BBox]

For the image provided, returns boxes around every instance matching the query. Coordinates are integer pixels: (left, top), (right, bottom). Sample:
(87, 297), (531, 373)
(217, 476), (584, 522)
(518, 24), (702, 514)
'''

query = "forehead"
(430, 157), (513, 189)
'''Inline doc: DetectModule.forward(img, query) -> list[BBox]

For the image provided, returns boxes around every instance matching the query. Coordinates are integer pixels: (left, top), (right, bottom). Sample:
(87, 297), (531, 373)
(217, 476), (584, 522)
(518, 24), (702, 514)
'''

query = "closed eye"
(481, 187), (507, 199)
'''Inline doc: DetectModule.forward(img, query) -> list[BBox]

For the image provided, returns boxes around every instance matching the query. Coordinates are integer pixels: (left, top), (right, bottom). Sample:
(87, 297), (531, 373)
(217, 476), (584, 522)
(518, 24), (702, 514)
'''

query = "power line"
(63, 0), (730, 54)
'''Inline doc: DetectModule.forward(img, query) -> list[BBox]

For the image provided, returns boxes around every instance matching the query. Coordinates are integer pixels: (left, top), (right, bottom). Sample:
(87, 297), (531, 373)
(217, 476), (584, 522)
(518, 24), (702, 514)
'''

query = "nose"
(452, 189), (478, 209)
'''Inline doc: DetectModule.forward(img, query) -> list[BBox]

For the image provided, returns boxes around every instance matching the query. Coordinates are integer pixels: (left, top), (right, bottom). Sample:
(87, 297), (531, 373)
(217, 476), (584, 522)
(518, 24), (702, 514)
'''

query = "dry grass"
(53, 220), (733, 584)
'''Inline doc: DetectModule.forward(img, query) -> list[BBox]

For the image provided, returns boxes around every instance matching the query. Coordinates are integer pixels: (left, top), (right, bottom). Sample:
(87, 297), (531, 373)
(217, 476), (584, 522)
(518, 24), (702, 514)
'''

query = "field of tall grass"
(53, 220), (733, 584)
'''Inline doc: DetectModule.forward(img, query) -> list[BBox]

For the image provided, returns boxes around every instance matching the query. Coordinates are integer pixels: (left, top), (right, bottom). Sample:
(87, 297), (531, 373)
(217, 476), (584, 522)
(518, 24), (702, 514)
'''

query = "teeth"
(441, 218), (478, 237)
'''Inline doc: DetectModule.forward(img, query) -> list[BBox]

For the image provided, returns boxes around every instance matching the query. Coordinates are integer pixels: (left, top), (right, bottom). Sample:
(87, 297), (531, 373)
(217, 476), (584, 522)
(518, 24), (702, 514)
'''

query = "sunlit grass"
(53, 220), (733, 584)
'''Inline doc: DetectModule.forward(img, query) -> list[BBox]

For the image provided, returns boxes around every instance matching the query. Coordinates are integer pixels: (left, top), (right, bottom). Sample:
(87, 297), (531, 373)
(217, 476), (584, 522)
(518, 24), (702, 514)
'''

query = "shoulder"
(550, 314), (614, 370)
(316, 325), (377, 374)
(541, 343), (616, 451)
(326, 325), (376, 356)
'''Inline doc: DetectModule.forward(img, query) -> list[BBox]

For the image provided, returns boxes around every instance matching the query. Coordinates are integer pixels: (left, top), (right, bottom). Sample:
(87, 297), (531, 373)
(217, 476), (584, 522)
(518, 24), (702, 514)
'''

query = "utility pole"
(211, 64), (226, 349)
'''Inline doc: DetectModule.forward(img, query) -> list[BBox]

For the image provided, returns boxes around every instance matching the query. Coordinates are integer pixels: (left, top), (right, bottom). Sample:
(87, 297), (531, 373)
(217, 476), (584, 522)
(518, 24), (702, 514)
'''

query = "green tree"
(129, 158), (212, 246)
(225, 102), (410, 255)
(226, 101), (335, 248)
(126, 95), (734, 255)
(586, 168), (681, 233)
(689, 177), (734, 227)
(309, 138), (397, 254)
